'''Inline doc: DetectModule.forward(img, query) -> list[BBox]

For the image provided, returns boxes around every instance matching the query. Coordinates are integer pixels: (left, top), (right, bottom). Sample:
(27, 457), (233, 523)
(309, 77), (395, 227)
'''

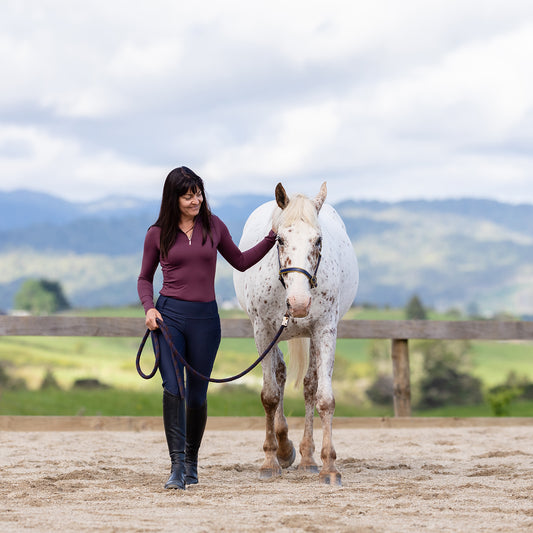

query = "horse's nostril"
(286, 296), (311, 318)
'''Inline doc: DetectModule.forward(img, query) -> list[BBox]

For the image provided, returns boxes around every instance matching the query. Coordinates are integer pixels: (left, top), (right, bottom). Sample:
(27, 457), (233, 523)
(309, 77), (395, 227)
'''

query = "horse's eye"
(277, 237), (285, 246)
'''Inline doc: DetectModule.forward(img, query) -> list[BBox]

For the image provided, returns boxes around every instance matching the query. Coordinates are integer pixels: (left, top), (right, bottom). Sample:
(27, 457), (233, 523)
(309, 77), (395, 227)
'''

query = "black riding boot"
(162, 389), (186, 490)
(185, 403), (208, 485)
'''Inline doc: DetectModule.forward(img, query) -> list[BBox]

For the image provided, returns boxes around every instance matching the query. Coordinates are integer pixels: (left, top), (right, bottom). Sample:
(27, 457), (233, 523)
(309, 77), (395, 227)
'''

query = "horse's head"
(273, 182), (327, 318)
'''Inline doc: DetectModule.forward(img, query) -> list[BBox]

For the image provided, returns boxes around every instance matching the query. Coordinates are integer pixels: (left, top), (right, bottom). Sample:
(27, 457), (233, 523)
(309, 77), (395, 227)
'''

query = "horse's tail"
(288, 337), (309, 388)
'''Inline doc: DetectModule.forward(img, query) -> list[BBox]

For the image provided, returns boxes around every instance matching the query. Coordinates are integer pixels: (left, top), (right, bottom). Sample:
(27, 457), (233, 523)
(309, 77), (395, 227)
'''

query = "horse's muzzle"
(286, 296), (311, 318)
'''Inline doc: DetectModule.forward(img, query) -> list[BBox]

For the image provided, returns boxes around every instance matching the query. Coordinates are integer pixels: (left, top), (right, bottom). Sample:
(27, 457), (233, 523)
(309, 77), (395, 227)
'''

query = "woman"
(137, 166), (276, 490)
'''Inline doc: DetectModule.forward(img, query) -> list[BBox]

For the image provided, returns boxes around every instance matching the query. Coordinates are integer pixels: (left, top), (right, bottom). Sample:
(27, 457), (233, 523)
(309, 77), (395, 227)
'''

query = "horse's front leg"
(298, 342), (318, 472)
(274, 351), (296, 469)
(259, 343), (284, 479)
(313, 326), (341, 485)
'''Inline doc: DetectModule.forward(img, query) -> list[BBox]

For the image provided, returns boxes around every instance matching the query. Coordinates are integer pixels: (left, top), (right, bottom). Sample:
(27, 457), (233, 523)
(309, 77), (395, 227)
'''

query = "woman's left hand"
(145, 308), (163, 331)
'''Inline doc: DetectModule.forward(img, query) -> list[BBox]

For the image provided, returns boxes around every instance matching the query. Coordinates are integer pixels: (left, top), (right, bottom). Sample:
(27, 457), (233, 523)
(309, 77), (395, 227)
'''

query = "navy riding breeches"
(153, 295), (221, 407)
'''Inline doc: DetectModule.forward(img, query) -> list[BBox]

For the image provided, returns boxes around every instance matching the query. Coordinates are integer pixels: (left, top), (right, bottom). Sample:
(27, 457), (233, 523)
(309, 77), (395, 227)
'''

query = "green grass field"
(1, 306), (532, 417)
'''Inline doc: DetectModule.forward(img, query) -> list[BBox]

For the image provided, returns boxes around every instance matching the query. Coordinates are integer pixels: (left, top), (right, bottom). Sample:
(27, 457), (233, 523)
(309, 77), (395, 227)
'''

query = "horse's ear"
(313, 182), (327, 212)
(275, 183), (289, 209)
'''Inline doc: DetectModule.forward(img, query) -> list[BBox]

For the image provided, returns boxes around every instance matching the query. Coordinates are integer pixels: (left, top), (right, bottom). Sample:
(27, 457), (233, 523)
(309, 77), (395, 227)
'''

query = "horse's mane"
(272, 194), (319, 230)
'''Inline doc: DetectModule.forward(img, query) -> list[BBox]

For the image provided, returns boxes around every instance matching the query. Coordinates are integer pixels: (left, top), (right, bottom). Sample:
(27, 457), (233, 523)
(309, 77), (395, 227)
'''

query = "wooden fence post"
(391, 338), (411, 417)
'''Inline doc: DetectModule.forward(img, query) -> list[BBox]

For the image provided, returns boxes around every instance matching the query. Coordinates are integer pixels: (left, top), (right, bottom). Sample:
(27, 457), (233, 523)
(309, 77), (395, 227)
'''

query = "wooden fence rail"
(1, 316), (533, 417)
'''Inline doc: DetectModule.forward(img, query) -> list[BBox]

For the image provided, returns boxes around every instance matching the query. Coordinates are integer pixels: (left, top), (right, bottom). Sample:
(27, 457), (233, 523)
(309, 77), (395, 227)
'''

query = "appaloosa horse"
(233, 182), (359, 485)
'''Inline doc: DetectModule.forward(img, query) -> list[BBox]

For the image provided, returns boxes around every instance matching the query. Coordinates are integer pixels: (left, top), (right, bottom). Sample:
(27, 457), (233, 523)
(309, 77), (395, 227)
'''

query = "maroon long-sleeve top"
(137, 215), (276, 312)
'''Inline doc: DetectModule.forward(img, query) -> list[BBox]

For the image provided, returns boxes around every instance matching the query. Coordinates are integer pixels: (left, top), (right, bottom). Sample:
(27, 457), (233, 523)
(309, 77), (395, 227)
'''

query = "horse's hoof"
(259, 467), (282, 480)
(298, 463), (319, 473)
(320, 472), (342, 486)
(277, 444), (296, 469)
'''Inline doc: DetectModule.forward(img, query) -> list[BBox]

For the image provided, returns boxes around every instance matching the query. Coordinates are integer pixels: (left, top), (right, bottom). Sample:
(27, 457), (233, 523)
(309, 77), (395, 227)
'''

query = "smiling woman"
(136, 166), (277, 490)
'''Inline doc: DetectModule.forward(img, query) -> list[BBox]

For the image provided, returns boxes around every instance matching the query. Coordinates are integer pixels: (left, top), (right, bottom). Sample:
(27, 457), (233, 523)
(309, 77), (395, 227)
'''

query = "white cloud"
(203, 102), (340, 181)
(1, 0), (533, 203)
(0, 124), (165, 200)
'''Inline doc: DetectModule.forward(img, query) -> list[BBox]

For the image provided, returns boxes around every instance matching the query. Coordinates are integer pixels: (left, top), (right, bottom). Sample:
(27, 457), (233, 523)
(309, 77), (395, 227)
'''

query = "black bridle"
(277, 243), (322, 289)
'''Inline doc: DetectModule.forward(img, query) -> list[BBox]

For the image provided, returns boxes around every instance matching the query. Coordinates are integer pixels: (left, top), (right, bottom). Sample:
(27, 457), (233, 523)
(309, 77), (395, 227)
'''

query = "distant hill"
(0, 189), (161, 231)
(335, 199), (533, 316)
(0, 190), (532, 317)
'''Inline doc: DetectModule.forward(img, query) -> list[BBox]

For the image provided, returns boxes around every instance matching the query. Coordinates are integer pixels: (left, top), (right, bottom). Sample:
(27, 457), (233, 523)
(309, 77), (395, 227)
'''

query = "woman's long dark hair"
(154, 167), (213, 258)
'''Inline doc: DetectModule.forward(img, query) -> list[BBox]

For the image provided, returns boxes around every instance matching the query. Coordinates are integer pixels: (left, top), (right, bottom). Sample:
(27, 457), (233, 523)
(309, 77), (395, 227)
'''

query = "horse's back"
(320, 204), (359, 317)
(238, 200), (277, 248)
(233, 201), (277, 312)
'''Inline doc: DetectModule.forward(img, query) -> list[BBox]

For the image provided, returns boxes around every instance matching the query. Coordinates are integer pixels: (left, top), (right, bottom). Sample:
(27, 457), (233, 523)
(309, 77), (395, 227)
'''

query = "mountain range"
(1, 189), (532, 317)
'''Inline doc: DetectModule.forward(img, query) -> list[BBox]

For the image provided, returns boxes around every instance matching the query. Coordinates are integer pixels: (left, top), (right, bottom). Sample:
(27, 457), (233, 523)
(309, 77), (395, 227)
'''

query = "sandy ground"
(1, 422), (533, 532)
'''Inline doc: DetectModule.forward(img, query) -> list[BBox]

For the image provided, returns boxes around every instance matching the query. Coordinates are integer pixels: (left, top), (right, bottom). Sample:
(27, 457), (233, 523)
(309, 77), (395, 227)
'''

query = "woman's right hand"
(145, 308), (163, 331)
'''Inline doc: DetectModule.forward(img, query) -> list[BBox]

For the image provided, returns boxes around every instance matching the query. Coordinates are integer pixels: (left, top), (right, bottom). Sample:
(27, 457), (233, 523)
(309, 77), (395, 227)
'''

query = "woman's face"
(179, 187), (203, 219)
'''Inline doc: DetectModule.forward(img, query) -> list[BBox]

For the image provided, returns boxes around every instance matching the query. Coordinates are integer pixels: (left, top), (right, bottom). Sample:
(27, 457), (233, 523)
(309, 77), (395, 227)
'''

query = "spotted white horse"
(233, 182), (358, 485)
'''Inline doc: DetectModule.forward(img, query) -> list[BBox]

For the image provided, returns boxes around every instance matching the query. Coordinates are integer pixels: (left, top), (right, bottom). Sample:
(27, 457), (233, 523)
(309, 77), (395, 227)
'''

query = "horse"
(233, 182), (359, 485)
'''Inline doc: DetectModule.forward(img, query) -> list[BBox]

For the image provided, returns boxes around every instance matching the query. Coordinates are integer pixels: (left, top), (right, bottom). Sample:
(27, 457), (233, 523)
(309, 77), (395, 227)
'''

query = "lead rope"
(136, 314), (290, 396)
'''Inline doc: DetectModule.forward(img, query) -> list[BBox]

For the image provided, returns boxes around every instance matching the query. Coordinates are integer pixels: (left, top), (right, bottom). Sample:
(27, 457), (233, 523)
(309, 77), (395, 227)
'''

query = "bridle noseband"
(278, 243), (322, 289)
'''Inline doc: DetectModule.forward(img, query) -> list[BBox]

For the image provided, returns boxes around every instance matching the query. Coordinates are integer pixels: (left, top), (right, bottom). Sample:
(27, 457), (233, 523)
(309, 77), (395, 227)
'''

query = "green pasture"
(1, 306), (532, 417)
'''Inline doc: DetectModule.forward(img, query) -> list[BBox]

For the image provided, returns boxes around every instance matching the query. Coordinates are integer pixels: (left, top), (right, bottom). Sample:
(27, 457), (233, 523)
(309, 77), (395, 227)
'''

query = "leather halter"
(278, 244), (322, 289)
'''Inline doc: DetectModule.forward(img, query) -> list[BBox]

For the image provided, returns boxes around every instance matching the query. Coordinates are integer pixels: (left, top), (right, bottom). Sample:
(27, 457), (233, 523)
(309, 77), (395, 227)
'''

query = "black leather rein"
(136, 314), (289, 397)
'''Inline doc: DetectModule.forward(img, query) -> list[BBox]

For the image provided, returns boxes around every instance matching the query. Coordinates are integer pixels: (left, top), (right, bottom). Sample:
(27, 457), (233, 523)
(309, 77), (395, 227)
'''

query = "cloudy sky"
(1, 0), (533, 204)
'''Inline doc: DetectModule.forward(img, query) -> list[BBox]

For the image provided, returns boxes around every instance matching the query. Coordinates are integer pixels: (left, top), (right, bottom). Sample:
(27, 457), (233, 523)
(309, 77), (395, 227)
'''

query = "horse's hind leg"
(298, 343), (318, 472)
(274, 352), (295, 469)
